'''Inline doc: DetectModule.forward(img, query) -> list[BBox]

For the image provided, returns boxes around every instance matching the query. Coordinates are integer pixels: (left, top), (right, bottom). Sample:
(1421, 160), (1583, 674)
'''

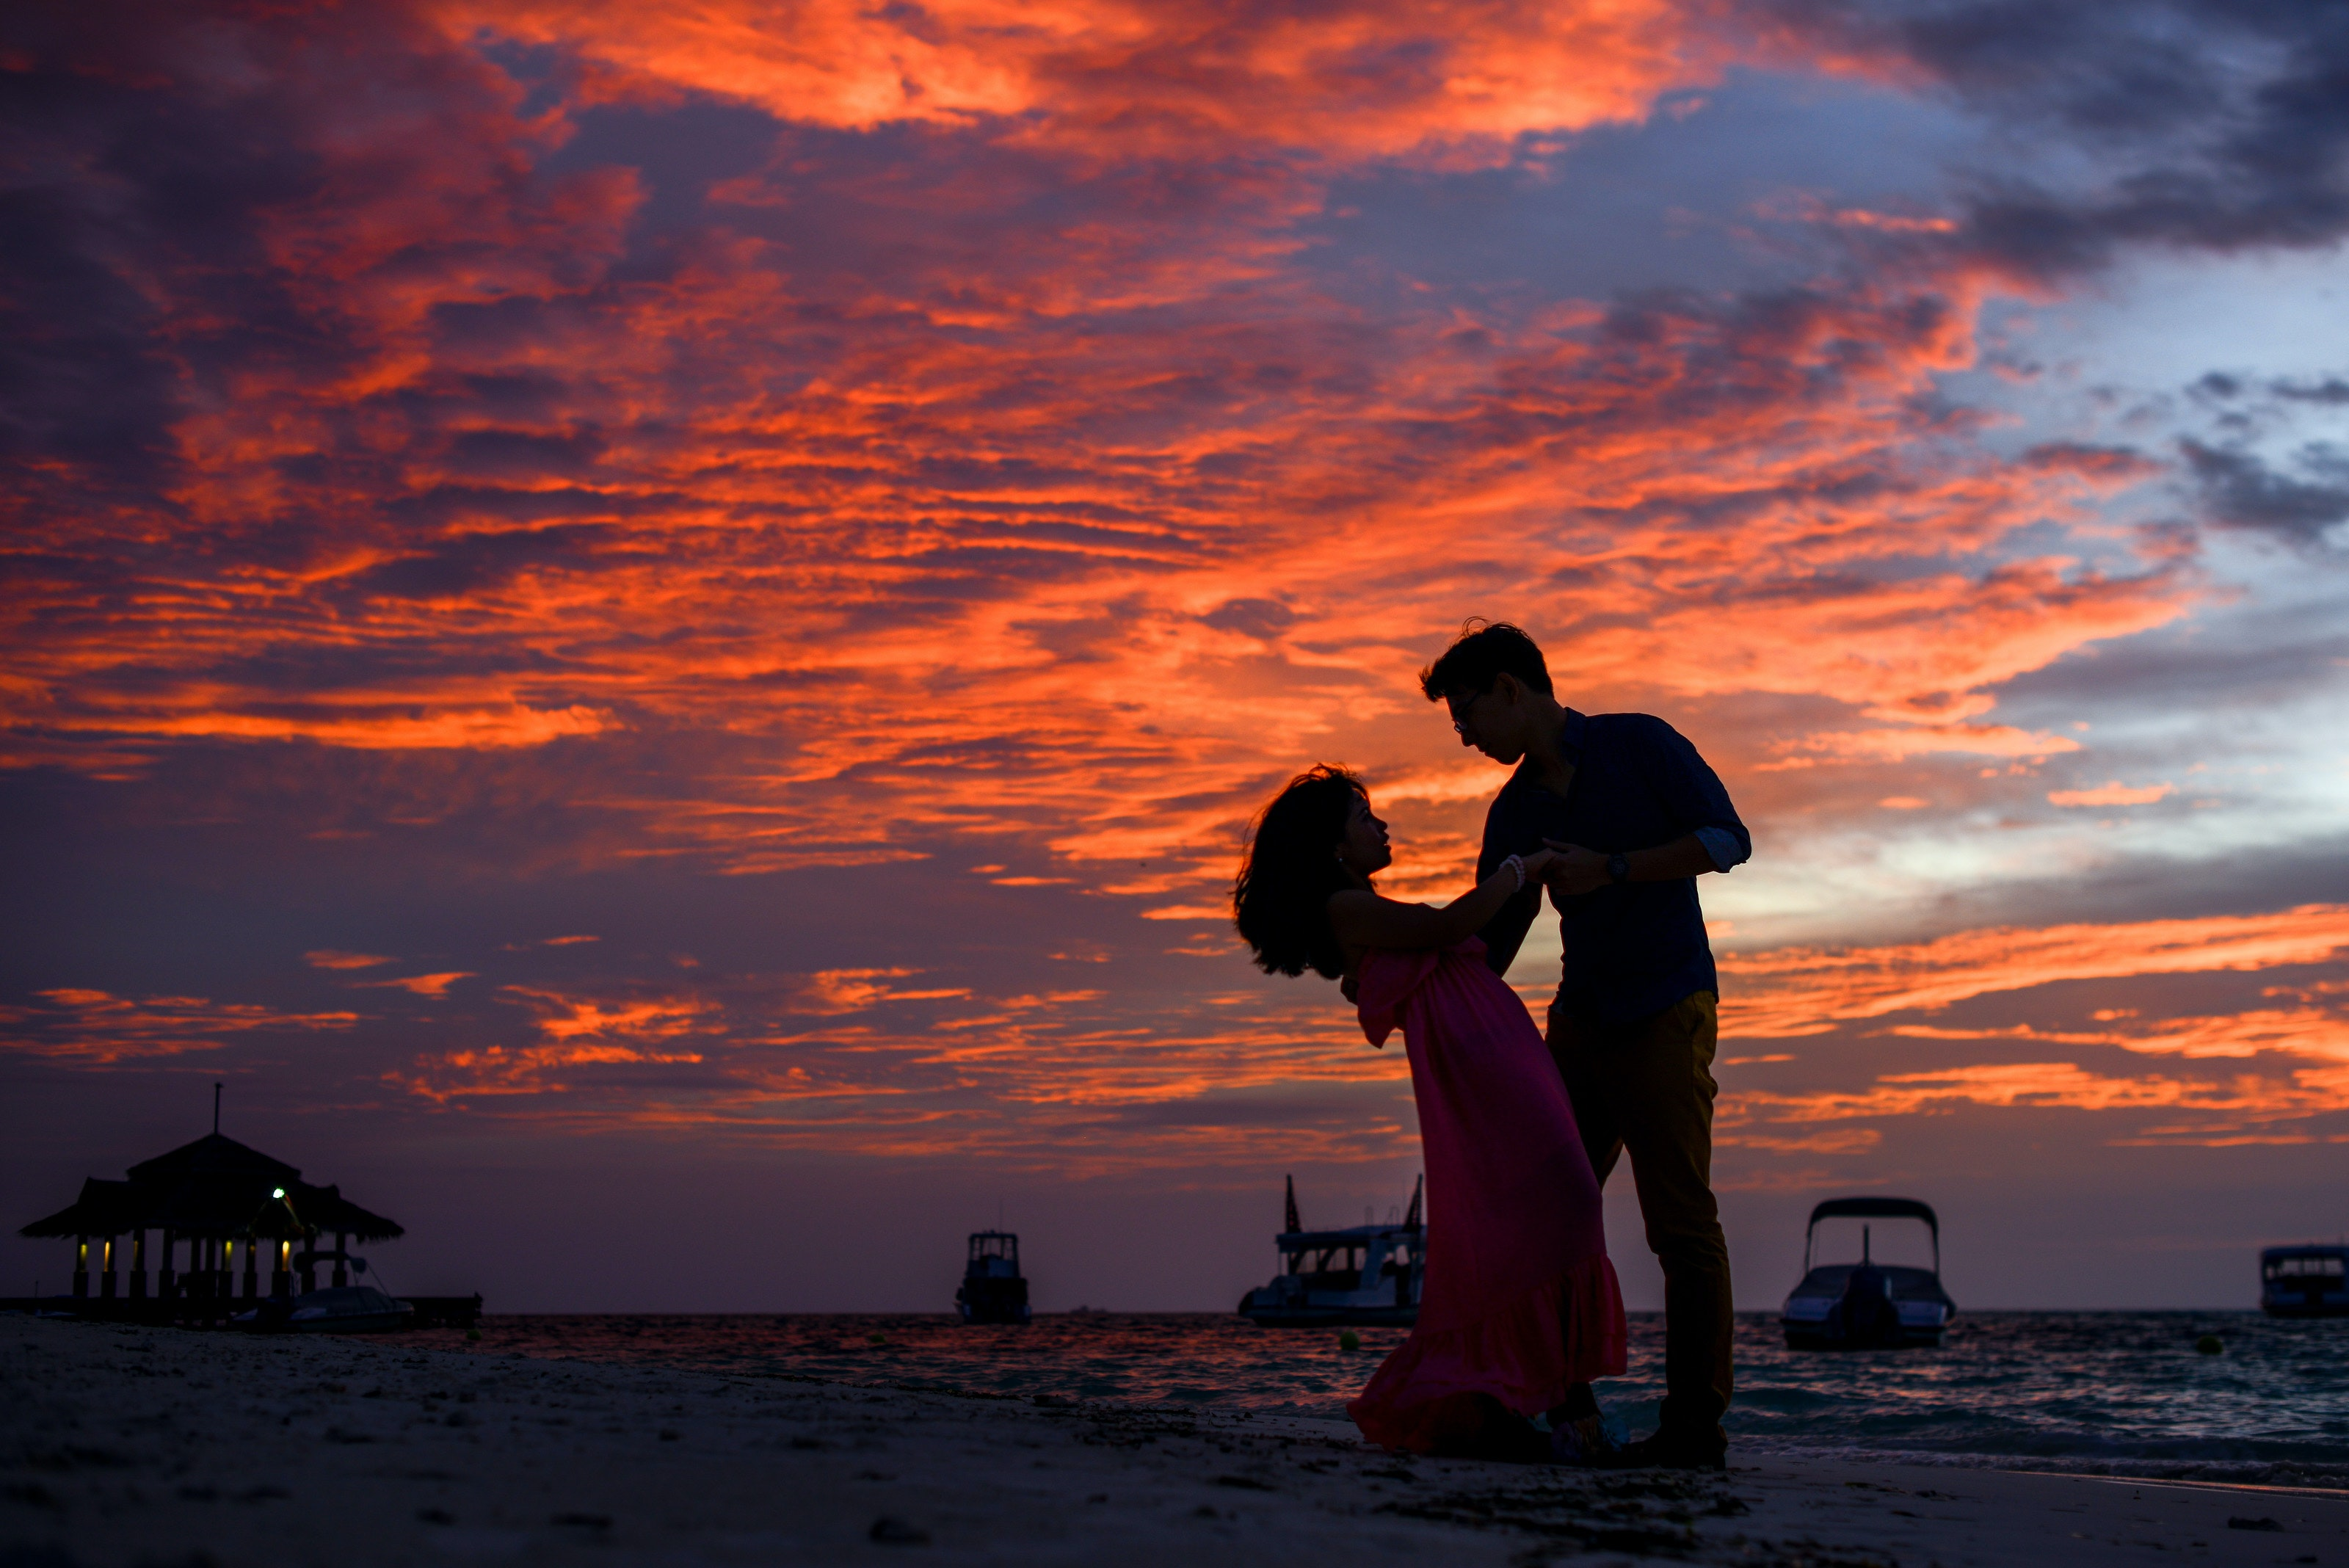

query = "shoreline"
(8, 1314), (2347, 1567)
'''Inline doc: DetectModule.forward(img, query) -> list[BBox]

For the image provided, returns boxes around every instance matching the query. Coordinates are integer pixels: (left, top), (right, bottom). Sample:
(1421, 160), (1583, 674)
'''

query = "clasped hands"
(1531, 838), (1614, 898)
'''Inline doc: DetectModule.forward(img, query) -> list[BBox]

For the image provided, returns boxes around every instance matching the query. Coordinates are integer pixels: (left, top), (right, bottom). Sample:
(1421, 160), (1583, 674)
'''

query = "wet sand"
(7, 1314), (2345, 1567)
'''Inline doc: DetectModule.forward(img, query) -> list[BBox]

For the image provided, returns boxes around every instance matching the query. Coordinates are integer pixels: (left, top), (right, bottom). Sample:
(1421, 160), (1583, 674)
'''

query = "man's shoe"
(1547, 1414), (1620, 1466)
(1592, 1431), (1726, 1471)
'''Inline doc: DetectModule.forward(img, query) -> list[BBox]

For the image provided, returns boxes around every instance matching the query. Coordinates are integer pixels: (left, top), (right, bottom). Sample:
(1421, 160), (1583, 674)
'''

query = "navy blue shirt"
(1475, 709), (1750, 1028)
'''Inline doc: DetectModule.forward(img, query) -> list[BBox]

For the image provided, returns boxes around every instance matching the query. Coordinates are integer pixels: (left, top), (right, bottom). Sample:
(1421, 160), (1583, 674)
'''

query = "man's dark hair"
(1418, 620), (1553, 703)
(1232, 764), (1365, 981)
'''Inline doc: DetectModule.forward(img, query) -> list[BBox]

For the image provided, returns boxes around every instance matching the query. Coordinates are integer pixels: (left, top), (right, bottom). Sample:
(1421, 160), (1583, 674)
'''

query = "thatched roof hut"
(21, 1132), (402, 1243)
(21, 1131), (402, 1304)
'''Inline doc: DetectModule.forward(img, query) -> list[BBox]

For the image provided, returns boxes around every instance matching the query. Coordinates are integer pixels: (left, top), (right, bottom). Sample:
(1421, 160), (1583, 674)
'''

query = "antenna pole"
(213, 1082), (222, 1134)
(1284, 1175), (1301, 1235)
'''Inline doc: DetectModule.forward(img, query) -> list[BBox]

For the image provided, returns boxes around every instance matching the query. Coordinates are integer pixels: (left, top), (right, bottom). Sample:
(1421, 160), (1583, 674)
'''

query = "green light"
(272, 1188), (286, 1199)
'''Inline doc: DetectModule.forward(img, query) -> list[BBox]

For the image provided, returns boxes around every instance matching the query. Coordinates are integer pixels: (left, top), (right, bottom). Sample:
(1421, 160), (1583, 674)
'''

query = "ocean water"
(415, 1311), (2349, 1488)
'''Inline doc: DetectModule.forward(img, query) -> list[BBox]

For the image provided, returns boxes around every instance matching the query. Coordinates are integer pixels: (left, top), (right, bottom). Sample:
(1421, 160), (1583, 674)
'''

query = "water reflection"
(413, 1310), (2349, 1484)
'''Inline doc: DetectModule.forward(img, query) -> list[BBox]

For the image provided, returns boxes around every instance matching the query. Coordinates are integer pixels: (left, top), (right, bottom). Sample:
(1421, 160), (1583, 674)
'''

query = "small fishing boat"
(233, 1284), (414, 1333)
(955, 1231), (1031, 1324)
(1781, 1197), (1956, 1349)
(1238, 1175), (1424, 1328)
(2261, 1244), (2349, 1318)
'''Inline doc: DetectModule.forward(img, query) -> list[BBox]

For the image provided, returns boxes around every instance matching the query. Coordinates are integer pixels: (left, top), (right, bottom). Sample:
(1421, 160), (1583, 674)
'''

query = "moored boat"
(956, 1231), (1031, 1324)
(233, 1284), (414, 1333)
(1238, 1175), (1423, 1328)
(1782, 1197), (1956, 1349)
(2262, 1244), (2349, 1318)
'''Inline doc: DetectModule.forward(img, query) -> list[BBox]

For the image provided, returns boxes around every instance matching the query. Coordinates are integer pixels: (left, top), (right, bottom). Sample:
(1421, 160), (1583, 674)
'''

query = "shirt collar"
(1503, 706), (1585, 800)
(1558, 705), (1586, 761)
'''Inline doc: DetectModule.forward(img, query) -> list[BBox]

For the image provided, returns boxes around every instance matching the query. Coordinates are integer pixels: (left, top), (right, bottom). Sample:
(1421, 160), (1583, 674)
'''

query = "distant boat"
(232, 1285), (414, 1333)
(1782, 1197), (1956, 1349)
(2262, 1245), (2349, 1318)
(1238, 1175), (1423, 1328)
(956, 1231), (1031, 1324)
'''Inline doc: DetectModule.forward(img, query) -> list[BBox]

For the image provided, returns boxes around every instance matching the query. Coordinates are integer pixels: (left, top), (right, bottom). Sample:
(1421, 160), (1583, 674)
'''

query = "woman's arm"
(1327, 849), (1555, 951)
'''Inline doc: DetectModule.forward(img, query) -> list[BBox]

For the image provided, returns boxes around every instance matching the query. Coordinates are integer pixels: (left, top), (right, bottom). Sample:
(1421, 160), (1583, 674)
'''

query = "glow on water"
(420, 1311), (2349, 1486)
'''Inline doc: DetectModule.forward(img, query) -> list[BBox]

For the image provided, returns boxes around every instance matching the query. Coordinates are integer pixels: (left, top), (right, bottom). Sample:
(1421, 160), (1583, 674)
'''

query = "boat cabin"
(1238, 1175), (1424, 1327)
(955, 1230), (1031, 1324)
(1782, 1196), (1956, 1349)
(2261, 1244), (2349, 1318)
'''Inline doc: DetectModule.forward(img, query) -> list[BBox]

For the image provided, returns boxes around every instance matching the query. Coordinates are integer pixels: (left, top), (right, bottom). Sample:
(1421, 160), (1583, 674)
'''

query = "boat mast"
(1403, 1174), (1422, 1231)
(1284, 1174), (1300, 1234)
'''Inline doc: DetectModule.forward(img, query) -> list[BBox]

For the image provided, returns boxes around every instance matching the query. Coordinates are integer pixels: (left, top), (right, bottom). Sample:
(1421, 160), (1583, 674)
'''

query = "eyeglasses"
(1447, 691), (1485, 737)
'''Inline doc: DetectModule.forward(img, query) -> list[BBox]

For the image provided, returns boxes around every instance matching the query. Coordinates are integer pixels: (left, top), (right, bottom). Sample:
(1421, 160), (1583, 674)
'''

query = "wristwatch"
(1606, 852), (1630, 885)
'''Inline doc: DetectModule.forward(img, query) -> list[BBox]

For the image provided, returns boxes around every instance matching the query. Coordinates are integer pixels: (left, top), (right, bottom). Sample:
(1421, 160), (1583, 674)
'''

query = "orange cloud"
(1890, 1007), (2349, 1064)
(389, 1040), (711, 1103)
(1722, 905), (2349, 1039)
(1, 991), (361, 1066)
(1729, 1061), (2349, 1147)
(2047, 780), (2174, 807)
(797, 970), (975, 1015)
(435, 0), (1732, 160)
(501, 987), (726, 1042)
(355, 972), (475, 998)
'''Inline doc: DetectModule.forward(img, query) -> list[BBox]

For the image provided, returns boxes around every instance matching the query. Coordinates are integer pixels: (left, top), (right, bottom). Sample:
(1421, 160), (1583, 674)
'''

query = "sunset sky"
(4, 0), (2346, 1315)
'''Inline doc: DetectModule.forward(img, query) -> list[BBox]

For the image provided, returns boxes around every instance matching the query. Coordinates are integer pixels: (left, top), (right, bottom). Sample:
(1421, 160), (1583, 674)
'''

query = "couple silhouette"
(1234, 621), (1749, 1468)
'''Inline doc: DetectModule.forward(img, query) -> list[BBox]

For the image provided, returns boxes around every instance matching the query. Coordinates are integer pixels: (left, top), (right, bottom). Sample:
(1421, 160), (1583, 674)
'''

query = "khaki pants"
(1547, 990), (1734, 1445)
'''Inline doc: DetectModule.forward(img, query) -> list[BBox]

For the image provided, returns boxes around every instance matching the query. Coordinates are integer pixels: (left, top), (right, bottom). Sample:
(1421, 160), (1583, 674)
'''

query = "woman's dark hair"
(1232, 764), (1365, 980)
(1419, 619), (1553, 702)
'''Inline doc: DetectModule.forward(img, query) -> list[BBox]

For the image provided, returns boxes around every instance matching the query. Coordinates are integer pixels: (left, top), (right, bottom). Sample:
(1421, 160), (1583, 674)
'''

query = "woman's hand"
(1329, 843), (1559, 952)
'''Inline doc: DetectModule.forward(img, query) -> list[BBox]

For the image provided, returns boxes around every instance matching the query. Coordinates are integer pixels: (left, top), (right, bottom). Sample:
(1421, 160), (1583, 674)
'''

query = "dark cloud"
(1200, 599), (1296, 639)
(344, 523), (622, 602)
(0, 0), (573, 549)
(443, 427), (611, 481)
(1760, 0), (2349, 277)
(2276, 377), (2349, 406)
(2179, 438), (2349, 542)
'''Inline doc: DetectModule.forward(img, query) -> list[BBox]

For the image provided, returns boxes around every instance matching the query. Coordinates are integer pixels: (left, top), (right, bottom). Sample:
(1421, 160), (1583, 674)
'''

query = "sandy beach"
(6, 1314), (2345, 1568)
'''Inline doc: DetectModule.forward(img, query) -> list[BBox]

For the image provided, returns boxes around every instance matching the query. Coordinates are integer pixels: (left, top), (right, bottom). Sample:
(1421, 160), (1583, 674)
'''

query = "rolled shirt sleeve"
(1632, 715), (1751, 865)
(1694, 824), (1749, 872)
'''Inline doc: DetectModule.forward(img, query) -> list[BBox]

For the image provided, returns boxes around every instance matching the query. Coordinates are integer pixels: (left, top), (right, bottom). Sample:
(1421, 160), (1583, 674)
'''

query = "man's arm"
(1473, 793), (1544, 974)
(1542, 832), (1719, 896)
(1543, 717), (1750, 896)
(1638, 715), (1750, 864)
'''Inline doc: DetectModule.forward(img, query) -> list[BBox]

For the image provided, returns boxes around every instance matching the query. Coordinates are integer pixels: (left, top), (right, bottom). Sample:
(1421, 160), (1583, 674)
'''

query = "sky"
(4, 0), (2346, 1315)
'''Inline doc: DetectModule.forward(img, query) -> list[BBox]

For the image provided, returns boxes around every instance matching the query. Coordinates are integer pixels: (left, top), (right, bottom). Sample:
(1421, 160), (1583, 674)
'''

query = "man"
(1420, 620), (1751, 1470)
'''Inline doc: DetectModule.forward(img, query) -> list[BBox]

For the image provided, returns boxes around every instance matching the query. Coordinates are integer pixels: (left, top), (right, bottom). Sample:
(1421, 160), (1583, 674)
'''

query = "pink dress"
(1346, 938), (1627, 1451)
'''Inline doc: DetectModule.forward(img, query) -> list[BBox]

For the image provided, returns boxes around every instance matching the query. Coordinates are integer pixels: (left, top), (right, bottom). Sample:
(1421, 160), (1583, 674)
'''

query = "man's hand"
(1540, 840), (1613, 896)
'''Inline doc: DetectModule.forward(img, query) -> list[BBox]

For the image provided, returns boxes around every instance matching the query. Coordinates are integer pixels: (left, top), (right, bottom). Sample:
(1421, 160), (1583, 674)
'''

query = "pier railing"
(0, 1293), (483, 1329)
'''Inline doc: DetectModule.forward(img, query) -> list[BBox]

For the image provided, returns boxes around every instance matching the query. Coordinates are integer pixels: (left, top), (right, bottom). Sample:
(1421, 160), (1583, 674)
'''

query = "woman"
(1233, 765), (1625, 1461)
